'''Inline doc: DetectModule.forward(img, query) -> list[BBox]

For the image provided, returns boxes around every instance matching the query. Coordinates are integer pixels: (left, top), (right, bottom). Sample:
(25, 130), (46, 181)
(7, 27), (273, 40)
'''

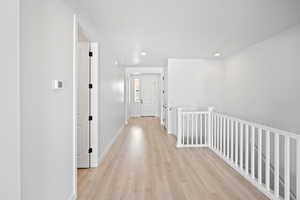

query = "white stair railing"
(176, 108), (210, 147)
(176, 107), (300, 200)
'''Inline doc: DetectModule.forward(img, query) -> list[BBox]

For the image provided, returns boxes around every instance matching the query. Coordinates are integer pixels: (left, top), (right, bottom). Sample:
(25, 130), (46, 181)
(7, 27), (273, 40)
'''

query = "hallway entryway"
(77, 117), (268, 200)
(129, 74), (161, 117)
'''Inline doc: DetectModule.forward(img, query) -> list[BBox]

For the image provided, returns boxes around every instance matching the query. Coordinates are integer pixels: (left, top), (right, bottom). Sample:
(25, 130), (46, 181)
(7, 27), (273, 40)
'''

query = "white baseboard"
(168, 130), (176, 135)
(68, 193), (76, 200)
(97, 124), (125, 166)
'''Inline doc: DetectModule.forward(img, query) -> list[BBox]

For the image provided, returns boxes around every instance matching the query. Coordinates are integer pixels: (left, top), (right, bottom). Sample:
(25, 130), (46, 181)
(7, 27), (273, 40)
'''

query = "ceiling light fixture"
(214, 52), (221, 57)
(140, 51), (147, 56)
(114, 60), (119, 65)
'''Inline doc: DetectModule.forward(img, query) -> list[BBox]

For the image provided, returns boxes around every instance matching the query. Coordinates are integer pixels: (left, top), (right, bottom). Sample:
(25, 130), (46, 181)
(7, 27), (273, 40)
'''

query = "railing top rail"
(181, 111), (209, 114)
(176, 106), (209, 112)
(213, 112), (300, 140)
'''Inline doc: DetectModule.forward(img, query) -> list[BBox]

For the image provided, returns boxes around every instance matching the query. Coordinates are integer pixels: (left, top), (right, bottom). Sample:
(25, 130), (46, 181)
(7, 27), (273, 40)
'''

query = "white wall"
(20, 0), (75, 199)
(20, 1), (125, 199)
(223, 24), (300, 134)
(167, 59), (224, 108)
(0, 0), (21, 199)
(167, 59), (224, 133)
(97, 43), (125, 162)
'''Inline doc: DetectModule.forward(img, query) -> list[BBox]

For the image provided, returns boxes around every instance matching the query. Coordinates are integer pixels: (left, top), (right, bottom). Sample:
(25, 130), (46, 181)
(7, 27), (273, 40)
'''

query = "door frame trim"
(72, 14), (99, 199)
(125, 69), (165, 124)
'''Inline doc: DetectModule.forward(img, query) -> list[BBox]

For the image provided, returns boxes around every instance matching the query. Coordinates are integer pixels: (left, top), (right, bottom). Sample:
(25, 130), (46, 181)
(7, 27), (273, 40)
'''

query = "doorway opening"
(128, 74), (162, 118)
(73, 16), (99, 198)
(77, 27), (93, 168)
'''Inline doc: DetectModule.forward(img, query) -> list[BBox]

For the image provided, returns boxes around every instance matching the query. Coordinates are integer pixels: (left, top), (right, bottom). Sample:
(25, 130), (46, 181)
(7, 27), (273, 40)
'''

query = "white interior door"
(77, 41), (90, 168)
(140, 75), (160, 116)
(129, 74), (160, 117)
(129, 77), (141, 117)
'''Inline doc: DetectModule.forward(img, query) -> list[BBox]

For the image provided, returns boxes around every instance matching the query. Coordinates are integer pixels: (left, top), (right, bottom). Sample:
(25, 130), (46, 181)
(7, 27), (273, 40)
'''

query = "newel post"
(176, 108), (183, 147)
(208, 107), (214, 147)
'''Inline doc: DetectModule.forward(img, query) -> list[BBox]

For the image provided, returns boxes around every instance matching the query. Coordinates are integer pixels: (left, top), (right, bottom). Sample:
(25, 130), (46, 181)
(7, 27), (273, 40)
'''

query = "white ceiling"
(70, 0), (300, 66)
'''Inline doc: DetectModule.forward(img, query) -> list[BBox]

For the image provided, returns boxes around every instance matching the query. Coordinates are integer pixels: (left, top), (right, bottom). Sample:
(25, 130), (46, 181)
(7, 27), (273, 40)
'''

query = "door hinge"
(88, 148), (93, 153)
(89, 115), (93, 121)
(89, 83), (93, 89)
(89, 51), (93, 57)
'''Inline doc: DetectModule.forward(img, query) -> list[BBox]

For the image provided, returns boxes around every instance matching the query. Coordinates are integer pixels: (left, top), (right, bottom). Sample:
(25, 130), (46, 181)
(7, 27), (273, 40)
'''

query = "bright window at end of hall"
(134, 78), (141, 103)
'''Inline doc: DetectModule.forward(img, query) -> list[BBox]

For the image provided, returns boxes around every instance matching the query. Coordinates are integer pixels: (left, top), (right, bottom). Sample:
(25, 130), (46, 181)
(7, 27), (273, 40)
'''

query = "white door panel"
(77, 42), (90, 168)
(130, 74), (160, 117)
(140, 75), (159, 116)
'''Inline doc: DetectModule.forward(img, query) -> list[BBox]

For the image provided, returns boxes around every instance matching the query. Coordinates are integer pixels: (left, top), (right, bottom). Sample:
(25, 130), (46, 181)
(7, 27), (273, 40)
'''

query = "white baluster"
(177, 108), (182, 147)
(212, 114), (215, 148)
(208, 107), (214, 147)
(223, 117), (226, 156)
(186, 114), (189, 145)
(200, 113), (203, 145)
(183, 113), (185, 145)
(266, 130), (270, 191)
(215, 114), (217, 149)
(205, 113), (207, 145)
(297, 139), (300, 200)
(274, 134), (279, 198)
(195, 114), (197, 145)
(231, 119), (234, 162)
(221, 117), (224, 155)
(217, 115), (220, 152)
(219, 116), (221, 153)
(189, 114), (191, 145)
(214, 115), (217, 149)
(195, 114), (198, 145)
(200, 113), (202, 145)
(251, 126), (255, 179)
(258, 128), (262, 185)
(184, 113), (188, 145)
(227, 118), (230, 160)
(192, 114), (194, 145)
(235, 121), (238, 166)
(219, 115), (221, 152)
(240, 123), (244, 171)
(245, 124), (249, 175)
(285, 136), (290, 200)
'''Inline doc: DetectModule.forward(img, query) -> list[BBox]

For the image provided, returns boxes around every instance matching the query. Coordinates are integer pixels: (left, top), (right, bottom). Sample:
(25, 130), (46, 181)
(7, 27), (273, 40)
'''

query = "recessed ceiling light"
(140, 51), (147, 56)
(214, 52), (221, 57)
(114, 60), (119, 65)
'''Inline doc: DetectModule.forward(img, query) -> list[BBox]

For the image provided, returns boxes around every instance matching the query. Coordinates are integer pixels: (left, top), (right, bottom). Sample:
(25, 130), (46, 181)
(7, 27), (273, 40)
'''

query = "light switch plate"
(52, 80), (64, 90)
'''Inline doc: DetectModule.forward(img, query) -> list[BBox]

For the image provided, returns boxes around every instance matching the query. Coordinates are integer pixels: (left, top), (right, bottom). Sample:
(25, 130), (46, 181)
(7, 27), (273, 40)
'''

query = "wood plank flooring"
(77, 117), (269, 200)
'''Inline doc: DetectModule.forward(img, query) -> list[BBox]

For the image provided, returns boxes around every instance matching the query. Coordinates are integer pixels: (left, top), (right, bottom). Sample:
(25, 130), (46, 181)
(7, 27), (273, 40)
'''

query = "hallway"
(78, 117), (268, 200)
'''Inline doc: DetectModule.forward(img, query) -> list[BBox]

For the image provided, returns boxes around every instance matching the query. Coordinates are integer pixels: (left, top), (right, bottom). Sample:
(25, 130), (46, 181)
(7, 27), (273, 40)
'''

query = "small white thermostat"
(52, 80), (64, 90)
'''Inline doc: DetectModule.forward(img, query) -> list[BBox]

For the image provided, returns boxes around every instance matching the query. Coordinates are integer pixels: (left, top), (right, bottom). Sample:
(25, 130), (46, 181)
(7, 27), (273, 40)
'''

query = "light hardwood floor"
(77, 117), (269, 200)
